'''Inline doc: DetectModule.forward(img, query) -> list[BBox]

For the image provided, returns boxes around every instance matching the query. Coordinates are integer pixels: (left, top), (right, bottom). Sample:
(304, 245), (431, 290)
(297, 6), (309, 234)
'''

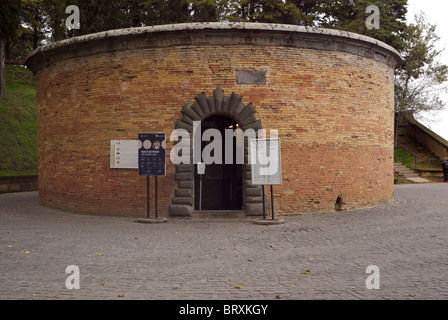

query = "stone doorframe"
(168, 87), (264, 217)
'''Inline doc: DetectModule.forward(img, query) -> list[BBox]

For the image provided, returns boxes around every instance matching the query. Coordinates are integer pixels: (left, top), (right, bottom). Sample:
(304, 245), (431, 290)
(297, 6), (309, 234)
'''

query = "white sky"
(406, 0), (448, 140)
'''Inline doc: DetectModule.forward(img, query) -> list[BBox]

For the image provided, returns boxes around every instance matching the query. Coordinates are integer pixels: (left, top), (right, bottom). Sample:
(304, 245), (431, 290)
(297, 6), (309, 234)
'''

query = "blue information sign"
(138, 133), (166, 176)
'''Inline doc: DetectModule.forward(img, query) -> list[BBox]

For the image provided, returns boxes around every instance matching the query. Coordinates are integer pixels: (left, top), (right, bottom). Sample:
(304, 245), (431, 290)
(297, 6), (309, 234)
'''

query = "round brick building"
(25, 22), (401, 218)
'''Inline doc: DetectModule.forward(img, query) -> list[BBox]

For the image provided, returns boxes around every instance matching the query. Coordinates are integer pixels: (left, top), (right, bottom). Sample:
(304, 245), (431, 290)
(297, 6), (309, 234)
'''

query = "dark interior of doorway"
(194, 115), (243, 211)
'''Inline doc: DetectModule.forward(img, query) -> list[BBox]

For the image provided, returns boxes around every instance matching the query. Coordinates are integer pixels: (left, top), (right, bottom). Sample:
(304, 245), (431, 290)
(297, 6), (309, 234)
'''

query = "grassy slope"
(0, 65), (37, 176)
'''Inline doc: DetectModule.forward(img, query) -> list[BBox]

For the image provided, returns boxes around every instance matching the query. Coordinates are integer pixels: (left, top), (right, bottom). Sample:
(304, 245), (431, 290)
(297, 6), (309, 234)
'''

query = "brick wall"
(27, 23), (399, 217)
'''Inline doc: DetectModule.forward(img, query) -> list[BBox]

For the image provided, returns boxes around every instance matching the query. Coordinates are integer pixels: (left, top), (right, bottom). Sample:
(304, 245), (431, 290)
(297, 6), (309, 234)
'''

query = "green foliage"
(8, 0), (410, 52)
(224, 0), (320, 25)
(0, 68), (37, 174)
(0, 0), (21, 37)
(20, 0), (46, 50)
(1, 0), (22, 99)
(394, 147), (416, 169)
(317, 0), (408, 50)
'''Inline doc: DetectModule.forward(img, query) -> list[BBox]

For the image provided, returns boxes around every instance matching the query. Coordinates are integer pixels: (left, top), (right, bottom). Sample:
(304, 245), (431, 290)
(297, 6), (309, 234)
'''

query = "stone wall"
(0, 176), (38, 194)
(26, 23), (400, 217)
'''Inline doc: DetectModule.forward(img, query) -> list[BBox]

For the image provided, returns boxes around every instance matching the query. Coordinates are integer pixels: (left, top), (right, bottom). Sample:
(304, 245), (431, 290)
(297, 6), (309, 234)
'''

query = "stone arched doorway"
(169, 87), (264, 217)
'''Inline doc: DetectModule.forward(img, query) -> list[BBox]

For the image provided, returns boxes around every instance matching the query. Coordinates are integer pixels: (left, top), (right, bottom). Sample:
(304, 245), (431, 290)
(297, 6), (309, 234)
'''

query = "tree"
(222, 0), (407, 48)
(291, 0), (327, 26)
(21, 0), (46, 50)
(250, 0), (310, 25)
(225, 0), (317, 25)
(40, 0), (68, 42)
(190, 0), (219, 22)
(142, 0), (191, 25)
(317, 0), (408, 50)
(4, 0), (50, 66)
(394, 11), (448, 143)
(5, 0), (47, 65)
(38, 0), (193, 38)
(0, 0), (21, 99)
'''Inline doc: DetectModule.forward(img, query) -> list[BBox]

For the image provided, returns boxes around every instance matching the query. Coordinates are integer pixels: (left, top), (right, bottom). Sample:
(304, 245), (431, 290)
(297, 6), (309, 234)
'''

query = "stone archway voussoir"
(169, 87), (264, 218)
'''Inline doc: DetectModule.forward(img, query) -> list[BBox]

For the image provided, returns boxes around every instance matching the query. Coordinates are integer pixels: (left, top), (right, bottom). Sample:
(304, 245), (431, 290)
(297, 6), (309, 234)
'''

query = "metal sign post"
(136, 133), (167, 224)
(155, 176), (158, 218)
(146, 176), (150, 219)
(197, 162), (205, 211)
(199, 175), (203, 211)
(250, 138), (284, 225)
(262, 185), (266, 220)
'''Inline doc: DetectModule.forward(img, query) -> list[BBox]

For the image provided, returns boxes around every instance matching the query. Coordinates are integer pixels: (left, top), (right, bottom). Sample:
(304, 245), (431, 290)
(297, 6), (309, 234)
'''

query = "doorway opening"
(194, 115), (243, 211)
(169, 87), (264, 218)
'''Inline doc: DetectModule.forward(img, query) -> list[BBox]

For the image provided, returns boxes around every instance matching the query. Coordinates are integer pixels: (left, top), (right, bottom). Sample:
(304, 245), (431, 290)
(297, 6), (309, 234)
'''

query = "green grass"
(5, 64), (34, 85)
(394, 147), (417, 169)
(0, 70), (37, 177)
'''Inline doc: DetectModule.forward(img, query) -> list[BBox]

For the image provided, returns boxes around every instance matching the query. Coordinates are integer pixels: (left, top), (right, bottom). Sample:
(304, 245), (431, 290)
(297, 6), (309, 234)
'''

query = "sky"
(406, 0), (448, 140)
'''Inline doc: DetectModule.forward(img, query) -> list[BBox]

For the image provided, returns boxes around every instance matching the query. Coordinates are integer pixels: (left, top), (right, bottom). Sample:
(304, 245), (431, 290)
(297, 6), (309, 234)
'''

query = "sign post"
(262, 185), (266, 220)
(155, 176), (158, 218)
(250, 138), (284, 225)
(147, 176), (150, 219)
(197, 162), (205, 211)
(136, 133), (167, 224)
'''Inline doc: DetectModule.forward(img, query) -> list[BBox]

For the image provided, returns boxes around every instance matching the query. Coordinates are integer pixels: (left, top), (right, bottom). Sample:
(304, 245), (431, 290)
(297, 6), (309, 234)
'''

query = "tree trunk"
(249, 0), (255, 20)
(394, 112), (408, 147)
(0, 37), (6, 100)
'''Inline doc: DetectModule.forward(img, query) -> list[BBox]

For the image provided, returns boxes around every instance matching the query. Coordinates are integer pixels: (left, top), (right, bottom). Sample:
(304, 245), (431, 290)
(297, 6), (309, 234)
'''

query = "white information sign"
(110, 140), (138, 169)
(250, 138), (282, 185)
(197, 162), (206, 175)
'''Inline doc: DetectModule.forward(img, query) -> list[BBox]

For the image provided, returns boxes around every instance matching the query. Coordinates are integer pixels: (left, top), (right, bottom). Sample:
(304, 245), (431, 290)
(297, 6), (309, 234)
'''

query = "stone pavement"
(1, 184), (447, 300)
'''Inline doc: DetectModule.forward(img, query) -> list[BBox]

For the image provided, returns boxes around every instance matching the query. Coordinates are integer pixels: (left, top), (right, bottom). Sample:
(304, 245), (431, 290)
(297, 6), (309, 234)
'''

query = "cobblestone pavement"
(1, 184), (447, 300)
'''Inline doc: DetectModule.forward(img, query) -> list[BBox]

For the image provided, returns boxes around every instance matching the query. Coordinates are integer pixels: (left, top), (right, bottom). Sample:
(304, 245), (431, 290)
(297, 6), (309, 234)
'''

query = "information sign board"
(250, 138), (282, 185)
(197, 162), (206, 175)
(138, 133), (166, 176)
(110, 140), (138, 169)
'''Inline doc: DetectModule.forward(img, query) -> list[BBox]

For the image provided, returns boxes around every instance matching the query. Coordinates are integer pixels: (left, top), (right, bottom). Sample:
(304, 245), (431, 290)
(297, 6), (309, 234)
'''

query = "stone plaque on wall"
(237, 71), (266, 84)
